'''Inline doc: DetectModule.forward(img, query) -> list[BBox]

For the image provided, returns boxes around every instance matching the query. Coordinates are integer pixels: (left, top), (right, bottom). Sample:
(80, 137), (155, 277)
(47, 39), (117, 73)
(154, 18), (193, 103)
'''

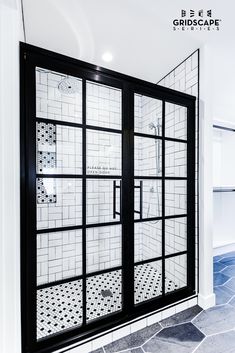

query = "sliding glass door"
(21, 43), (196, 353)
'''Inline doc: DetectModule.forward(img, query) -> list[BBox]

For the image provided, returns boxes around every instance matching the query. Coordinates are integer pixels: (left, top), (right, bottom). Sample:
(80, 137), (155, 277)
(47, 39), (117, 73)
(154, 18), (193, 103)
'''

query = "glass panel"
(165, 180), (187, 216)
(134, 222), (162, 262)
(134, 94), (162, 136)
(36, 67), (82, 124)
(86, 269), (122, 322)
(86, 179), (120, 224)
(165, 140), (187, 178)
(165, 103), (187, 140)
(165, 217), (187, 255)
(36, 123), (82, 175)
(37, 279), (83, 339)
(134, 261), (162, 304)
(134, 179), (162, 220)
(86, 225), (122, 273)
(165, 254), (187, 293)
(86, 81), (122, 130)
(37, 178), (82, 230)
(86, 130), (121, 176)
(135, 136), (162, 177)
(37, 230), (82, 286)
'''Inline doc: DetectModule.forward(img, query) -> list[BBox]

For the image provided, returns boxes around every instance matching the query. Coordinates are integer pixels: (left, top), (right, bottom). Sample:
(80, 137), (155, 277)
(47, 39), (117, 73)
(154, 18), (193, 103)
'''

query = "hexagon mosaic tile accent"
(88, 251), (235, 353)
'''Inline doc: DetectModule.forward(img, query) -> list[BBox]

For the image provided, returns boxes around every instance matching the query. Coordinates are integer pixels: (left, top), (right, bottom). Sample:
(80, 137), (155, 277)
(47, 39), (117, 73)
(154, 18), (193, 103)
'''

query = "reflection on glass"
(86, 81), (122, 130)
(87, 130), (121, 176)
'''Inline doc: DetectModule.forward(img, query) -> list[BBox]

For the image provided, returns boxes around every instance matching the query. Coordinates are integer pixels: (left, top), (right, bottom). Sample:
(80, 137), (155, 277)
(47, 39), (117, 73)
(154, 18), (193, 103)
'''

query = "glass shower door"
(35, 68), (123, 339)
(85, 81), (123, 322)
(134, 94), (189, 304)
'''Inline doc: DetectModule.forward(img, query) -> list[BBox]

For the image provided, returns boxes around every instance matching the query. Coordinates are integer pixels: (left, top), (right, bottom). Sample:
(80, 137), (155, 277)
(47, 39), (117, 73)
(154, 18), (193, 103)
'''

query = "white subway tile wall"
(165, 103), (187, 140)
(86, 129), (121, 176)
(165, 254), (187, 293)
(165, 140), (187, 178)
(134, 222), (162, 262)
(37, 178), (82, 230)
(37, 229), (82, 285)
(134, 94), (162, 136)
(165, 217), (187, 255)
(86, 81), (122, 130)
(86, 225), (122, 273)
(86, 179), (121, 224)
(158, 50), (199, 292)
(135, 136), (162, 176)
(134, 179), (162, 220)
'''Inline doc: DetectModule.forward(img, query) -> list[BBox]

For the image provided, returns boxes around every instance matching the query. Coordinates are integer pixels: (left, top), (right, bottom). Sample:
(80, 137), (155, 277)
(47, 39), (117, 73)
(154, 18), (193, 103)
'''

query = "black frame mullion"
(82, 79), (87, 326)
(21, 43), (196, 353)
(187, 101), (196, 291)
(122, 83), (135, 313)
(162, 101), (166, 297)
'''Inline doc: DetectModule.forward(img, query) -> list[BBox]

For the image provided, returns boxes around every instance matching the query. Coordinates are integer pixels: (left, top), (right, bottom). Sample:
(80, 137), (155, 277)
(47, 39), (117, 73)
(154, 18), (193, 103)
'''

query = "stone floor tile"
(213, 273), (230, 286)
(104, 323), (161, 353)
(193, 304), (235, 335)
(195, 330), (235, 353)
(222, 265), (235, 277)
(160, 305), (202, 327)
(213, 262), (227, 273)
(142, 323), (204, 353)
(214, 285), (234, 305)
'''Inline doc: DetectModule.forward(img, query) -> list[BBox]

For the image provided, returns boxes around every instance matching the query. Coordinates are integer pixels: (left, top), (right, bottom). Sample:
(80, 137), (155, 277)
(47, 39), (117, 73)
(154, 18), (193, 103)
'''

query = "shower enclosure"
(20, 43), (196, 353)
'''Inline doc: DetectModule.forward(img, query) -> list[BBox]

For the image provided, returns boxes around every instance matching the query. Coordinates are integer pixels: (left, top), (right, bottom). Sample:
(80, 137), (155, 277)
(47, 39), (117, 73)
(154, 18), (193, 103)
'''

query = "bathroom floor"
(37, 264), (177, 339)
(87, 251), (235, 353)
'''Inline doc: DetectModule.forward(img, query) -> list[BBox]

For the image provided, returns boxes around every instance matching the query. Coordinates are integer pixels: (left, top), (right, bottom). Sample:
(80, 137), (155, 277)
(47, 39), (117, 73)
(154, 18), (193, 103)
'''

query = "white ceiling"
(23, 0), (234, 82)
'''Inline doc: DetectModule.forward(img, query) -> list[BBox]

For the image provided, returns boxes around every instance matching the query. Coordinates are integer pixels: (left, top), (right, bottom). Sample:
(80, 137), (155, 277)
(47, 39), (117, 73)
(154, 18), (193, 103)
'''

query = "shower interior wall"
(36, 67), (189, 290)
(158, 50), (199, 292)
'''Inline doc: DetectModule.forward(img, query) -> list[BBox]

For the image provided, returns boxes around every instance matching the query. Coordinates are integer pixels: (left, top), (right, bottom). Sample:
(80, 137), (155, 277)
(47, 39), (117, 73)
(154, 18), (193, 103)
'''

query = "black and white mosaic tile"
(37, 122), (56, 145)
(37, 178), (57, 204)
(37, 264), (178, 340)
(37, 280), (83, 339)
(37, 151), (56, 173)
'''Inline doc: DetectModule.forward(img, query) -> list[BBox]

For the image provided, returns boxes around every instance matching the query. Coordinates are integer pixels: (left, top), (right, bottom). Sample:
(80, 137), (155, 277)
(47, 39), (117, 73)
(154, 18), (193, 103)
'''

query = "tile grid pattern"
(87, 252), (235, 353)
(158, 50), (199, 293)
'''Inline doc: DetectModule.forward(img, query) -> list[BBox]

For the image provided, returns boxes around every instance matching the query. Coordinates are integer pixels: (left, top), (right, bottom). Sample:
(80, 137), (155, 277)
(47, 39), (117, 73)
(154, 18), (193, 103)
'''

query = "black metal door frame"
(20, 43), (196, 353)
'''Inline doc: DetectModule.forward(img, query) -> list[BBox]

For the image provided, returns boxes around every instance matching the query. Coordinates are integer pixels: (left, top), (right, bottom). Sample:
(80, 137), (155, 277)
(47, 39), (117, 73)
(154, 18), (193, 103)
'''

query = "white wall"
(0, 1), (23, 353)
(210, 42), (235, 250)
(213, 128), (235, 249)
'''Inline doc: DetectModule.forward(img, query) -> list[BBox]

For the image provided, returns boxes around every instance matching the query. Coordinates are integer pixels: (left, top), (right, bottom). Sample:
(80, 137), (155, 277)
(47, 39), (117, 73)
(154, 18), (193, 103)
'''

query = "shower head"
(149, 122), (156, 130)
(149, 120), (161, 130)
(58, 78), (80, 94)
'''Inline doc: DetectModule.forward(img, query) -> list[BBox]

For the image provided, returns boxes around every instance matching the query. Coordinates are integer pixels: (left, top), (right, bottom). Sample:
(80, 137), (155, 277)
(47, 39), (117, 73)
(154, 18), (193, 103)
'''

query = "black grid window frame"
(20, 43), (196, 353)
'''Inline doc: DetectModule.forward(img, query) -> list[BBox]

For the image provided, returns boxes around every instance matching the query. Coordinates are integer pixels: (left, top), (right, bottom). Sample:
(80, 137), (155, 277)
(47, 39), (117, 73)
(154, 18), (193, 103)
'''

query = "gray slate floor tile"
(195, 330), (235, 353)
(193, 304), (235, 335)
(143, 323), (204, 353)
(214, 262), (227, 273)
(214, 255), (223, 262)
(160, 305), (202, 327)
(214, 273), (230, 286)
(225, 278), (235, 292)
(221, 265), (235, 277)
(122, 349), (144, 353)
(214, 285), (234, 305)
(104, 323), (161, 353)
(220, 257), (235, 266)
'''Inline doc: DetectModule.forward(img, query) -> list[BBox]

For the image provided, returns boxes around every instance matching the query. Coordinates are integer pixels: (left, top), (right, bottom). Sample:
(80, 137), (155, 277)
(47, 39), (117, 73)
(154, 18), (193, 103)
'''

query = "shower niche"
(21, 44), (196, 353)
